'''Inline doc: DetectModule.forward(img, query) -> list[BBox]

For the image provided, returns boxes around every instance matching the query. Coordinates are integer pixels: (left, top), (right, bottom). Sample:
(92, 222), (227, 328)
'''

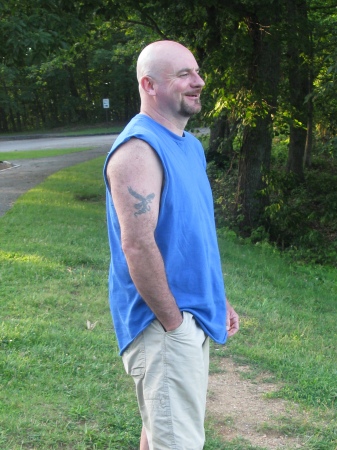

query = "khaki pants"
(122, 312), (209, 450)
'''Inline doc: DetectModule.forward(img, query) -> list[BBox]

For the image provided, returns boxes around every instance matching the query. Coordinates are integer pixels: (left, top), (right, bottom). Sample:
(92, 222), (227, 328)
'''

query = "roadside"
(0, 145), (111, 217)
(0, 127), (208, 217)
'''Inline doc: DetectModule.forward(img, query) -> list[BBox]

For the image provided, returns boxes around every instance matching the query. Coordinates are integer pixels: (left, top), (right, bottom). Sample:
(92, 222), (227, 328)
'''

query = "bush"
(209, 155), (337, 267)
(263, 159), (337, 266)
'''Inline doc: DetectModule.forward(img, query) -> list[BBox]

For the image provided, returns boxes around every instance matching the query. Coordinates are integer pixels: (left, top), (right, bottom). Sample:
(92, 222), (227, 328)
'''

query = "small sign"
(103, 98), (110, 109)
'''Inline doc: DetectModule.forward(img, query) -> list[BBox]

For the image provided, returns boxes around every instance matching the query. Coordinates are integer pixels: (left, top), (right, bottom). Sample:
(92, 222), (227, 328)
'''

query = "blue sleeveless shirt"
(103, 114), (227, 354)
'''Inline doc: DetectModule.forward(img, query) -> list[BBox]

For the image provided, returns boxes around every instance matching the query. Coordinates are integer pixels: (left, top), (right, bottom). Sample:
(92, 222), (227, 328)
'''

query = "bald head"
(137, 41), (195, 82)
(136, 40), (204, 133)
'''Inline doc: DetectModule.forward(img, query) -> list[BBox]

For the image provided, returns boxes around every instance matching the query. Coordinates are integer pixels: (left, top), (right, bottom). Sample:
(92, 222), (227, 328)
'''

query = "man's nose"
(192, 71), (205, 87)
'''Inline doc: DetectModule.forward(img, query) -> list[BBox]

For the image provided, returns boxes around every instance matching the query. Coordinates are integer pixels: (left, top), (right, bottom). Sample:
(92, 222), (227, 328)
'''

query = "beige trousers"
(122, 312), (210, 450)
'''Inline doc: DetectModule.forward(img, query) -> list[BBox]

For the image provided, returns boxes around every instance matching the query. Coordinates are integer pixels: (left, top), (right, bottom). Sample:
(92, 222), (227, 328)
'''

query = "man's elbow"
(121, 235), (151, 259)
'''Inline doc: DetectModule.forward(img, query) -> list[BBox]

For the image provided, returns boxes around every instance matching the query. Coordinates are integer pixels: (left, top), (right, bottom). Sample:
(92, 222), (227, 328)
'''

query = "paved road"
(0, 135), (117, 217)
(0, 134), (116, 152)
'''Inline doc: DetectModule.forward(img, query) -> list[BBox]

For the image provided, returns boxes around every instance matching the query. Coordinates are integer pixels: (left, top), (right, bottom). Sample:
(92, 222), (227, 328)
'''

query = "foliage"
(203, 0), (337, 241)
(209, 142), (337, 267)
(1, 0), (337, 263)
(207, 161), (240, 230)
(0, 0), (150, 131)
(264, 156), (337, 266)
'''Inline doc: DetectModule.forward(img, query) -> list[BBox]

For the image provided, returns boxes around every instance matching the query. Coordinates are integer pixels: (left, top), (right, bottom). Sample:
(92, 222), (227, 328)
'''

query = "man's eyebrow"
(176, 67), (200, 75)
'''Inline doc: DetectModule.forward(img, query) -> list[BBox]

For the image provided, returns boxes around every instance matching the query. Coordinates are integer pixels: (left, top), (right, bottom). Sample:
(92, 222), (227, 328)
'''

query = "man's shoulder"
(107, 137), (158, 172)
(117, 115), (163, 143)
(116, 137), (154, 155)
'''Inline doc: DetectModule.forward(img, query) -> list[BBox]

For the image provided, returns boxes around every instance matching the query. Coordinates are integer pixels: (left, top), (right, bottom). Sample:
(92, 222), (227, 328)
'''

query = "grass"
(0, 157), (336, 449)
(0, 147), (93, 161)
(0, 158), (140, 449)
(216, 231), (337, 409)
(55, 126), (123, 136)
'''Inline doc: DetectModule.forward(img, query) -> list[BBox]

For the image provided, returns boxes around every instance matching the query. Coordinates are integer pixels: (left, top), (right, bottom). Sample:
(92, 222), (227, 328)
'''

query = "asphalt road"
(0, 134), (117, 217)
(0, 134), (116, 152)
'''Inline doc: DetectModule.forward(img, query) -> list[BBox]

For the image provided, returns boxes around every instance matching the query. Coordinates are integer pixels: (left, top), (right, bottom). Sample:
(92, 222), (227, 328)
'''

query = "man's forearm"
(123, 238), (182, 331)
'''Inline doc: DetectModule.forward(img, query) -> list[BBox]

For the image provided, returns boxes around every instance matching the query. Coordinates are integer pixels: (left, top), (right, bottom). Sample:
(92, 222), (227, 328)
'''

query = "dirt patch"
(207, 358), (306, 449)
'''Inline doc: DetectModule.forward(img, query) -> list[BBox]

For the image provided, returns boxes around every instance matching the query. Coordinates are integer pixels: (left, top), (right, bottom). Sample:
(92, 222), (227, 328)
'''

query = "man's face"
(153, 50), (205, 120)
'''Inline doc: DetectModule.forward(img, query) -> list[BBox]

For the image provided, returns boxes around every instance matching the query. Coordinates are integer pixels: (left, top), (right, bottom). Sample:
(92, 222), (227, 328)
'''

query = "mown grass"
(0, 158), (140, 449)
(213, 232), (337, 449)
(216, 231), (337, 404)
(1, 157), (336, 449)
(0, 147), (93, 161)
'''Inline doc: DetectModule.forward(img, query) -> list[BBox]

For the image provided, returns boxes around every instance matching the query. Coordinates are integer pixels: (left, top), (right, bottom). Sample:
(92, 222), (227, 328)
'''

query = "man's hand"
(226, 299), (239, 337)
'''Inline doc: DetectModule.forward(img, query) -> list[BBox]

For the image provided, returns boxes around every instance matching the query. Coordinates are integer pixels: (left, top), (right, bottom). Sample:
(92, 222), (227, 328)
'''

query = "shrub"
(209, 155), (337, 267)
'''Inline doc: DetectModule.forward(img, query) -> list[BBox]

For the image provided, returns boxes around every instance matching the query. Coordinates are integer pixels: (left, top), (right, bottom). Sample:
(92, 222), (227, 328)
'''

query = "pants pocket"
(122, 333), (145, 378)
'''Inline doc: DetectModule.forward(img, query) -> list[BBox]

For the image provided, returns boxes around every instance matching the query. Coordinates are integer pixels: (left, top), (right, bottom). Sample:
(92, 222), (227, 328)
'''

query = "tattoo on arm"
(128, 186), (155, 217)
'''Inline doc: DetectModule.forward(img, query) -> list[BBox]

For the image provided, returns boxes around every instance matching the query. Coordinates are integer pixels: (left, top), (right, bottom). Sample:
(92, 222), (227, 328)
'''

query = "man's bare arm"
(106, 138), (182, 331)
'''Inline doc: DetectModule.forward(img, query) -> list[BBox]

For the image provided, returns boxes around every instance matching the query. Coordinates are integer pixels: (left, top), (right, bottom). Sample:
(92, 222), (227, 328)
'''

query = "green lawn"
(0, 147), (95, 161)
(0, 157), (336, 449)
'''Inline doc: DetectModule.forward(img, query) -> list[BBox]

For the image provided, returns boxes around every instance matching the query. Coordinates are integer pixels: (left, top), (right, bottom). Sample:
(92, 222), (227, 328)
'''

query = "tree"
(1, 0), (337, 262)
(235, 5), (281, 231)
(285, 0), (311, 180)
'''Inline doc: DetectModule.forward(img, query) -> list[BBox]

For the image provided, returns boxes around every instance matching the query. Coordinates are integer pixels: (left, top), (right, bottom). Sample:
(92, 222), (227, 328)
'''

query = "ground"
(207, 357), (306, 449)
(1, 150), (309, 449)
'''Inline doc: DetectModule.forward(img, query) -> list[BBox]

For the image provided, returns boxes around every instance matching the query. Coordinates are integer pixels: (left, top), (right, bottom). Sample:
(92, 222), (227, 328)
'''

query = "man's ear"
(140, 76), (156, 96)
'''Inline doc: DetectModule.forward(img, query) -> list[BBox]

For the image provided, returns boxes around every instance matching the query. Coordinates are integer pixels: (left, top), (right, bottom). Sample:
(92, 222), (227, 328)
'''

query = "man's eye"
(179, 73), (189, 77)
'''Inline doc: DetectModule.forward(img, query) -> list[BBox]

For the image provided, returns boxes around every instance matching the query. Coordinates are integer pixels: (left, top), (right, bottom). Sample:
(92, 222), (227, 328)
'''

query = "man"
(103, 40), (239, 450)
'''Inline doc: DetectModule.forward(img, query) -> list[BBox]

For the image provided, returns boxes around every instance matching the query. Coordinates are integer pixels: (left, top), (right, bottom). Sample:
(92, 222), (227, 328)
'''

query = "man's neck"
(140, 107), (188, 137)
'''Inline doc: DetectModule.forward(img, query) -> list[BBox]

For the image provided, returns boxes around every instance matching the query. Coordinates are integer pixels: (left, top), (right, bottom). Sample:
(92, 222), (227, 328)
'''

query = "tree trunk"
(84, 57), (92, 102)
(286, 0), (310, 179)
(304, 94), (313, 168)
(15, 110), (22, 132)
(236, 8), (281, 232)
(0, 107), (9, 132)
(67, 66), (88, 122)
(2, 81), (17, 132)
(34, 94), (46, 128)
(287, 126), (307, 177)
(207, 113), (237, 169)
(304, 39), (314, 169)
(237, 116), (272, 232)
